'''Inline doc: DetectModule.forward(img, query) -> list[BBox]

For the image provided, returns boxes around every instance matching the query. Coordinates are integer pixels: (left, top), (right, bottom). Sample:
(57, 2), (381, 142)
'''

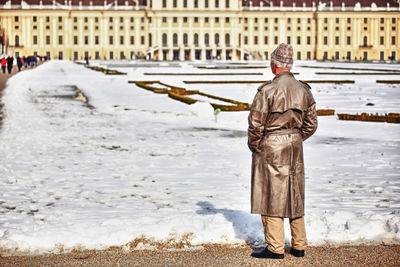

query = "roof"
(244, 0), (399, 8)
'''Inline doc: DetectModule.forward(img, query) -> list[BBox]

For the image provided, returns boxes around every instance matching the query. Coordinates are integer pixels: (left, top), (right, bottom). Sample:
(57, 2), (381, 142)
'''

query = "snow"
(0, 60), (399, 255)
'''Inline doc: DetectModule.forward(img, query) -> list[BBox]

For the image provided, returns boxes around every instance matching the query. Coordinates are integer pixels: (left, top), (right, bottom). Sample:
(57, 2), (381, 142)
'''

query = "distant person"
(7, 56), (13, 74)
(248, 43), (318, 259)
(17, 56), (23, 71)
(30, 56), (35, 68)
(1, 57), (6, 73)
(23, 56), (28, 68)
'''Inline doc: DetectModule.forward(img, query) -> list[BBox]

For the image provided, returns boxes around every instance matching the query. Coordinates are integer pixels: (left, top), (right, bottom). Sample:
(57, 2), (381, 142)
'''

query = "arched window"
(205, 33), (209, 45)
(215, 33), (219, 45)
(15, 35), (20, 47)
(363, 36), (368, 46)
(183, 33), (188, 46)
(162, 33), (167, 46)
(173, 33), (178, 46)
(225, 33), (230, 46)
(194, 33), (199, 46)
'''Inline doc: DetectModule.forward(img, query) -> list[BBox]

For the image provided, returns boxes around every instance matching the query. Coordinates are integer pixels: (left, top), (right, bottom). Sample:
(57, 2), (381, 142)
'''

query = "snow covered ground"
(0, 60), (399, 255)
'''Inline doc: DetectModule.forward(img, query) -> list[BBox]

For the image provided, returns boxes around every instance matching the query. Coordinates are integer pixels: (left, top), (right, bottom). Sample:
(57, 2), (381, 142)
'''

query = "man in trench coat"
(248, 43), (318, 259)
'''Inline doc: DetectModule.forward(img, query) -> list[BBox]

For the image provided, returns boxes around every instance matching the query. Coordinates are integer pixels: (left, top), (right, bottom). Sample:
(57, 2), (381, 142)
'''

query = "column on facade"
(135, 15), (140, 59)
(158, 16), (162, 61)
(124, 16), (129, 60)
(168, 16), (172, 60)
(178, 17), (184, 61)
(200, 16), (205, 60)
(79, 16), (83, 59)
(189, 17), (194, 60)
(52, 17), (56, 57)
(101, 15), (106, 59)
(211, 18), (216, 58)
(220, 18), (225, 60)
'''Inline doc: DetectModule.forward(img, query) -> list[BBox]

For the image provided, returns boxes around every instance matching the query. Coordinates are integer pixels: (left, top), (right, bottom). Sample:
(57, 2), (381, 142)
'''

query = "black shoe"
(251, 247), (284, 259)
(290, 248), (305, 257)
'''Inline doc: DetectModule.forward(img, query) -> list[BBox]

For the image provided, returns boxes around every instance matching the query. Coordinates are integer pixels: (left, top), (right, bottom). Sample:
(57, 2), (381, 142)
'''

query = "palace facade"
(0, 0), (399, 61)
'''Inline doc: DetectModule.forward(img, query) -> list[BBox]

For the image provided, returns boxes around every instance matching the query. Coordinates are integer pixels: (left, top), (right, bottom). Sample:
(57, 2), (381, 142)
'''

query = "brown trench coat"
(248, 72), (318, 219)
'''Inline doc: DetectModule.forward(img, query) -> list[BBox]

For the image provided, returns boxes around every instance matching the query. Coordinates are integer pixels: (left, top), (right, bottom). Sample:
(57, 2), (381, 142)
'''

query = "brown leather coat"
(248, 72), (318, 218)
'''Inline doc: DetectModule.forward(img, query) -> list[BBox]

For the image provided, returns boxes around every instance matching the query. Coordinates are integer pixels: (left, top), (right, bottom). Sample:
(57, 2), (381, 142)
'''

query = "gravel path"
(1, 245), (399, 266)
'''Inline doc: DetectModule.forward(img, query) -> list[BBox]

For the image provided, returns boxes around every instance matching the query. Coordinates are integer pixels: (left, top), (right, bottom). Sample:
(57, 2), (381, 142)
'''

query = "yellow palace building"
(0, 0), (399, 61)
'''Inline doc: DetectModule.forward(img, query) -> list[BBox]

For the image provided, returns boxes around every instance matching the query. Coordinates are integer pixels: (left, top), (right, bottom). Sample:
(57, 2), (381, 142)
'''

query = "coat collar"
(273, 71), (294, 81)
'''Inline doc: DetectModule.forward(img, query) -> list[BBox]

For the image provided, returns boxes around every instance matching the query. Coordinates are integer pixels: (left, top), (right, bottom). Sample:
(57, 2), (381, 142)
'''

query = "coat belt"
(264, 128), (300, 136)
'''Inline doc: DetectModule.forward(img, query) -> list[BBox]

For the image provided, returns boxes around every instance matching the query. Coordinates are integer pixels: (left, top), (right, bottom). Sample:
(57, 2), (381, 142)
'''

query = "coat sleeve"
(248, 88), (268, 153)
(300, 95), (318, 141)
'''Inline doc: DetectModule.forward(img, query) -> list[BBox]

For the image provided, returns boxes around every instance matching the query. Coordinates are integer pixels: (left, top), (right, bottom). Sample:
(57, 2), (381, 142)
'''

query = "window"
(109, 17), (113, 22)
(288, 18), (291, 23)
(109, 51), (113, 60)
(130, 17), (134, 23)
(15, 16), (19, 22)
(297, 18), (301, 24)
(307, 51), (311, 60)
(225, 33), (230, 45)
(307, 18), (311, 23)
(58, 52), (63, 60)
(323, 52), (328, 60)
(173, 17), (177, 23)
(162, 34), (167, 46)
(215, 18), (219, 23)
(380, 51), (385, 61)
(265, 18), (268, 23)
(244, 36), (248, 45)
(364, 18), (368, 24)
(84, 17), (88, 23)
(205, 33), (209, 45)
(215, 0), (219, 8)
(274, 36), (278, 44)
(297, 51), (301, 60)
(194, 0), (198, 8)
(162, 17), (167, 23)
(297, 36), (301, 45)
(324, 18), (328, 23)
(130, 36), (134, 45)
(347, 18), (351, 23)
(173, 33), (178, 46)
(335, 51), (339, 60)
(194, 17), (199, 23)
(58, 16), (62, 22)
(183, 33), (188, 45)
(307, 36), (311, 45)
(215, 33), (219, 45)
(120, 36), (124, 45)
(149, 34), (152, 47)
(347, 36), (351, 45)
(46, 16), (50, 22)
(244, 18), (248, 23)
(335, 36), (339, 45)
(95, 17), (99, 23)
(363, 36), (368, 46)
(380, 18), (384, 24)
(74, 51), (78, 60)
(141, 17), (144, 23)
(162, 0), (166, 8)
(347, 51), (351, 60)
(95, 36), (99, 45)
(194, 33), (199, 46)
(141, 36), (145, 45)
(83, 36), (88, 45)
(46, 35), (50, 45)
(254, 36), (258, 45)
(287, 36), (291, 45)
(74, 17), (78, 23)
(380, 36), (384, 45)
(120, 17), (123, 23)
(226, 0), (229, 8)
(183, 0), (187, 8)
(264, 36), (268, 45)
(392, 36), (396, 45)
(109, 36), (113, 45)
(324, 36), (328, 45)
(335, 18), (339, 24)
(392, 18), (396, 24)
(274, 18), (278, 23)
(120, 52), (125, 60)
(33, 35), (37, 45)
(205, 17), (209, 23)
(183, 17), (188, 23)
(173, 0), (177, 8)
(205, 0), (208, 8)
(58, 35), (63, 45)
(33, 16), (37, 22)
(74, 36), (78, 45)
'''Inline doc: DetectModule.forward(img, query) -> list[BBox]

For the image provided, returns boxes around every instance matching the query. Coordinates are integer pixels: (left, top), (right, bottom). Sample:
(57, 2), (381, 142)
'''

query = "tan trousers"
(261, 216), (308, 254)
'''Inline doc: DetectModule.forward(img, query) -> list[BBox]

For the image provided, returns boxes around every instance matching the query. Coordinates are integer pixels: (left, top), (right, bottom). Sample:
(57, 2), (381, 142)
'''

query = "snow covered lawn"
(0, 60), (399, 255)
